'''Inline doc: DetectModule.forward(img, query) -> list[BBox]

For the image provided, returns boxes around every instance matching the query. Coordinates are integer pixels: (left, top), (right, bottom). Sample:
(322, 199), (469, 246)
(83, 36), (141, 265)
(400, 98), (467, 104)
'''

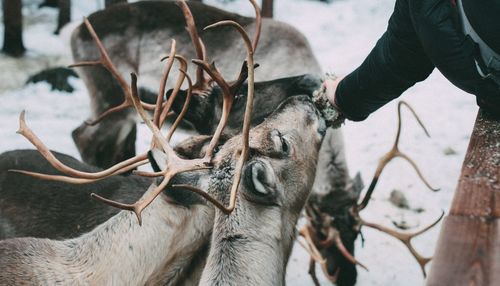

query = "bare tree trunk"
(2, 0), (25, 57)
(105, 0), (127, 8)
(262, 0), (273, 18)
(39, 0), (59, 8)
(55, 0), (71, 35)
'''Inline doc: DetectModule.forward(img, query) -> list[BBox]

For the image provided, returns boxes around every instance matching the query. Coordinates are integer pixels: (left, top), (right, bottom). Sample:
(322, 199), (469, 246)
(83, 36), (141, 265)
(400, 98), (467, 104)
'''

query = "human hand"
(321, 75), (344, 108)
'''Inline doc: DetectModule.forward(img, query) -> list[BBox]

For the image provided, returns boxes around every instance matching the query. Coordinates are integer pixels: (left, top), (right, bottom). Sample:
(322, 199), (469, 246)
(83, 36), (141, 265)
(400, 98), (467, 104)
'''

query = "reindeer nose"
(317, 117), (327, 137)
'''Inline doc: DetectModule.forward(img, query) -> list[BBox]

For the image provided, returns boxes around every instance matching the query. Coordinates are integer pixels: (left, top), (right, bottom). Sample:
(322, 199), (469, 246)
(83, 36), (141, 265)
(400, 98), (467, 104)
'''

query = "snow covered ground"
(0, 0), (479, 285)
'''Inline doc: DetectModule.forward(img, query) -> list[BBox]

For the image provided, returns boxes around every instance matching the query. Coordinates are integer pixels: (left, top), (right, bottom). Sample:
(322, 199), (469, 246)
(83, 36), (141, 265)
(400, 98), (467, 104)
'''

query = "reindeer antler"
(69, 18), (159, 126)
(177, 0), (209, 91)
(90, 72), (213, 224)
(359, 211), (444, 277)
(358, 101), (439, 211)
(89, 17), (257, 217)
(300, 203), (368, 285)
(303, 101), (442, 283)
(11, 111), (149, 183)
(13, 2), (262, 222)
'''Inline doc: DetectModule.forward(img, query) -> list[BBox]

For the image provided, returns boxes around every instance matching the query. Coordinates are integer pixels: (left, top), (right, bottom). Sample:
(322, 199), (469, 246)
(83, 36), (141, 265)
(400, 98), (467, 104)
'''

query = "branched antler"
(70, 18), (157, 126)
(10, 111), (149, 183)
(359, 211), (444, 277)
(13, 1), (262, 223)
(358, 101), (439, 210)
(303, 101), (442, 284)
(79, 71), (214, 224)
(201, 20), (255, 213)
(90, 17), (257, 218)
(300, 203), (368, 285)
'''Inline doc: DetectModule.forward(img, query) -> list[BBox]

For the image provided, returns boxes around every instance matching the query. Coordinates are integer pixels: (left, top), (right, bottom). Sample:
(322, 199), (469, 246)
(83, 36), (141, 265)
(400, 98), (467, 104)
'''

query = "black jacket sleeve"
(335, 0), (434, 121)
(335, 0), (500, 121)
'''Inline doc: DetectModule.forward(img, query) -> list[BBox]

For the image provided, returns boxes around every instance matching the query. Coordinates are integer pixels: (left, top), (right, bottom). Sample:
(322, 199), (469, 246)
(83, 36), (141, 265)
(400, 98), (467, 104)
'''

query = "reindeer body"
(0, 150), (151, 239)
(0, 183), (213, 285)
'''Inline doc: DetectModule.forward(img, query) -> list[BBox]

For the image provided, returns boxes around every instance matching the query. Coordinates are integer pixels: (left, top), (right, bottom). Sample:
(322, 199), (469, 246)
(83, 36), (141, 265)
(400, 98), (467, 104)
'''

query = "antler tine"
(170, 184), (228, 211)
(229, 61), (260, 95)
(320, 227), (368, 271)
(159, 55), (188, 129)
(72, 18), (129, 95)
(358, 101), (438, 211)
(166, 70), (193, 142)
(10, 159), (148, 184)
(304, 205), (368, 271)
(299, 226), (339, 283)
(13, 110), (149, 181)
(70, 18), (155, 126)
(154, 39), (177, 127)
(192, 60), (233, 161)
(91, 173), (173, 226)
(360, 211), (445, 277)
(299, 226), (327, 264)
(248, 0), (261, 52)
(129, 73), (173, 155)
(396, 101), (430, 145)
(191, 59), (232, 97)
(308, 258), (321, 286)
(177, 0), (208, 90)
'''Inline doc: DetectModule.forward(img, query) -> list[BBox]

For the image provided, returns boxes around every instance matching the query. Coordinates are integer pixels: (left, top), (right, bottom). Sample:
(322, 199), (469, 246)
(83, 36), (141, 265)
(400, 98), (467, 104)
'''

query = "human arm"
(327, 0), (434, 121)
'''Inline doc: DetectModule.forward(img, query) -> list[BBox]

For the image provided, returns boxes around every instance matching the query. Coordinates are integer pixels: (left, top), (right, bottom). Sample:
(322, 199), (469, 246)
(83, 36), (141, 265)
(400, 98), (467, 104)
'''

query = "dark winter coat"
(335, 0), (500, 120)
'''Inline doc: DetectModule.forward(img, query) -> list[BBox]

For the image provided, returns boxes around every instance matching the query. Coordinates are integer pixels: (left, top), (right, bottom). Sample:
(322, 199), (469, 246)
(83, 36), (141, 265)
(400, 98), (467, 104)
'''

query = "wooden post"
(427, 111), (500, 286)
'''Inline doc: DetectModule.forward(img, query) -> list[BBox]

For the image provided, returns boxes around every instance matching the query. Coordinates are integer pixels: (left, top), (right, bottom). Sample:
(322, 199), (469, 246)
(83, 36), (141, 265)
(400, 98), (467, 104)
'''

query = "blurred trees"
(262, 0), (273, 18)
(39, 0), (59, 8)
(2, 0), (25, 57)
(55, 0), (71, 34)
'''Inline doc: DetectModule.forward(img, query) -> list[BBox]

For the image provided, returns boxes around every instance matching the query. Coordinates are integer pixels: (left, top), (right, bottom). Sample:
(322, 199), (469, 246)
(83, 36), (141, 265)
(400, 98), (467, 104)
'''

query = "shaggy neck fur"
(199, 165), (298, 286)
(0, 187), (213, 285)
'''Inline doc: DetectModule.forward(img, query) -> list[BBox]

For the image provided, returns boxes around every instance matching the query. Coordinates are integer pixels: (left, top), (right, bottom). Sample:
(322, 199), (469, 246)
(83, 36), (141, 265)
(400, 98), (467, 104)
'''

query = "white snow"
(0, 0), (479, 285)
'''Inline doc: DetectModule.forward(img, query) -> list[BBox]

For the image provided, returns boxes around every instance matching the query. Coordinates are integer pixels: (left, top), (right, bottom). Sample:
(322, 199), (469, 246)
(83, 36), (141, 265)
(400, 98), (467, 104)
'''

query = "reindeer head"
(163, 95), (324, 285)
(170, 74), (322, 135)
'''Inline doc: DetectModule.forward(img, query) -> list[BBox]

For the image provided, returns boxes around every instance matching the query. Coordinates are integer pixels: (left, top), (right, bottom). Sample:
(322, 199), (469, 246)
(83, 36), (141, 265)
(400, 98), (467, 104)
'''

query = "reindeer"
(0, 149), (150, 239)
(0, 0), (351, 242)
(300, 101), (443, 286)
(70, 0), (351, 223)
(0, 147), (213, 240)
(1, 10), (329, 285)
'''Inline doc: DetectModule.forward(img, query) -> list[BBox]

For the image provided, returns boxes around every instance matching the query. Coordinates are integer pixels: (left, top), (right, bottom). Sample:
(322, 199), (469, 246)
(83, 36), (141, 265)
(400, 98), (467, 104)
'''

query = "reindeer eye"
(270, 129), (290, 156)
(280, 136), (290, 155)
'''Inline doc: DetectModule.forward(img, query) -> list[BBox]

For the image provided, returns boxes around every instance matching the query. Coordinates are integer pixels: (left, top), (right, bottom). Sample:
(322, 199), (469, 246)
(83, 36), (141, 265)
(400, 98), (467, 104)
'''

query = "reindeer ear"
(174, 134), (230, 159)
(291, 74), (322, 96)
(148, 148), (168, 172)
